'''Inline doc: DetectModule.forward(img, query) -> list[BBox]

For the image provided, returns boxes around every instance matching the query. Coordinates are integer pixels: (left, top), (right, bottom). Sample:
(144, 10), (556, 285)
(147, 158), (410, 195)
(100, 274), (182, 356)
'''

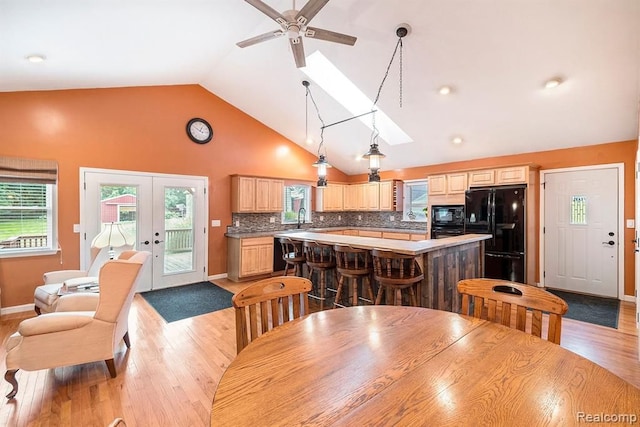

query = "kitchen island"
(275, 231), (491, 312)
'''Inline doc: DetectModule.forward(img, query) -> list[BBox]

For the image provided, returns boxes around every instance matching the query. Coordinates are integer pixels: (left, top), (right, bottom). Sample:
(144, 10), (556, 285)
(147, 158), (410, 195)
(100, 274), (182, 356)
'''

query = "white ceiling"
(2, 0), (639, 175)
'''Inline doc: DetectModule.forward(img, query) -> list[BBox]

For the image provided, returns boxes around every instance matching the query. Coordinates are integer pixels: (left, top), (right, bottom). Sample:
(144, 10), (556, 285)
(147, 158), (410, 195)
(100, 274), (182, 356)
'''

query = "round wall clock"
(186, 118), (213, 144)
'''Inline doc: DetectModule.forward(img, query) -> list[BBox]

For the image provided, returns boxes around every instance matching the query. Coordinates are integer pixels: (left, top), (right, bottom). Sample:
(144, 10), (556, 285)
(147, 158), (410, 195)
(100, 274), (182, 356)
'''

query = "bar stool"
(279, 238), (305, 277)
(303, 241), (336, 310)
(333, 245), (374, 308)
(371, 249), (424, 306)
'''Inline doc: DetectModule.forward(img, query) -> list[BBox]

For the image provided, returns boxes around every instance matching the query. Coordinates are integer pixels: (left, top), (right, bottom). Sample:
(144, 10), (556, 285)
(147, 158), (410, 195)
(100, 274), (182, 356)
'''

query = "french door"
(81, 169), (208, 291)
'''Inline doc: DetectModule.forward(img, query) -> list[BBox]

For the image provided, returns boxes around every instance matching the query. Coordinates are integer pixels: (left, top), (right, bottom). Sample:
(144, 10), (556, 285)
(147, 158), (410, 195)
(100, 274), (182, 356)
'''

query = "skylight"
(301, 51), (412, 146)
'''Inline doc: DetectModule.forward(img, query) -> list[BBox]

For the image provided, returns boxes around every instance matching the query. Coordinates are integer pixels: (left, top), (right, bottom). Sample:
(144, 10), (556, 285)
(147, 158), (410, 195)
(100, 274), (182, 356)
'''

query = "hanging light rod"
(320, 109), (378, 130)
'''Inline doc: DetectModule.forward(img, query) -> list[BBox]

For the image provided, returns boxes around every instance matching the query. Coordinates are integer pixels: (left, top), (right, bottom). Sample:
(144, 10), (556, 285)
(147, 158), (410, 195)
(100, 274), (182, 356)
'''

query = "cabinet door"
(382, 231), (410, 240)
(355, 184), (366, 210)
(469, 169), (495, 187)
(358, 230), (382, 238)
(428, 175), (447, 195)
(496, 166), (527, 184)
(324, 184), (344, 211)
(254, 178), (270, 211)
(379, 181), (394, 210)
(343, 185), (358, 211)
(240, 246), (260, 276)
(269, 179), (284, 211)
(447, 173), (468, 194)
(364, 183), (380, 210)
(258, 244), (274, 273)
(237, 177), (256, 212)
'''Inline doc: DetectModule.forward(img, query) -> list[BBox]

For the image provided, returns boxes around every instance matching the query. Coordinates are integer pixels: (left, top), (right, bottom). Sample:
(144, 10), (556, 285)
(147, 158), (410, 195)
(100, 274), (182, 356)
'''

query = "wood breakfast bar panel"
(274, 231), (490, 312)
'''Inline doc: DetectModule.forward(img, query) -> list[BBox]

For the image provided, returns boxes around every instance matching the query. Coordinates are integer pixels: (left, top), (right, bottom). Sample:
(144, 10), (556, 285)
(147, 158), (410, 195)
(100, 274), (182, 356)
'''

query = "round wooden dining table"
(211, 306), (640, 426)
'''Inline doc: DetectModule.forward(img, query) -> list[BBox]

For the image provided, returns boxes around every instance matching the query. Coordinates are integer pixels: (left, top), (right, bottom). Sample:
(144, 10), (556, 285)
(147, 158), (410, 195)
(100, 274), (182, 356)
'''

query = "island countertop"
(274, 231), (491, 256)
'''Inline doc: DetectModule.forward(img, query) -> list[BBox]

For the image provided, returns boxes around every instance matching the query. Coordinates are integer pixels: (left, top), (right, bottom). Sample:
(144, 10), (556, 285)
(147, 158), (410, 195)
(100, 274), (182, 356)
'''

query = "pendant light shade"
(362, 143), (385, 182)
(312, 154), (331, 187)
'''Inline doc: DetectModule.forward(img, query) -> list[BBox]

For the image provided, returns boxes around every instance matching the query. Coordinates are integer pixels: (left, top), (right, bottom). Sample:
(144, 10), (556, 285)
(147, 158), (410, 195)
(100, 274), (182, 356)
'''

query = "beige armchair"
(5, 251), (150, 399)
(34, 245), (134, 314)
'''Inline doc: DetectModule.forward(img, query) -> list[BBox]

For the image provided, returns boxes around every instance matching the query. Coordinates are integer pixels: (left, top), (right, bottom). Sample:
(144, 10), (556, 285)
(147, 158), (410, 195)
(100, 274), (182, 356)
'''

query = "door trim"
(539, 163), (626, 300)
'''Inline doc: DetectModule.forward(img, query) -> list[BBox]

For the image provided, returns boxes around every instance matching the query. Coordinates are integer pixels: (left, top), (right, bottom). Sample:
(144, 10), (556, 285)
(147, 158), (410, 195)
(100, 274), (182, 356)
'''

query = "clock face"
(186, 118), (213, 144)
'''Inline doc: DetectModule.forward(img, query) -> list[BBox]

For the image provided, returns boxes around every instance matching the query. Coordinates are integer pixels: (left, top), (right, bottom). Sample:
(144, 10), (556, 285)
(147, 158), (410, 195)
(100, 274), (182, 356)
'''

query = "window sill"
(0, 248), (60, 259)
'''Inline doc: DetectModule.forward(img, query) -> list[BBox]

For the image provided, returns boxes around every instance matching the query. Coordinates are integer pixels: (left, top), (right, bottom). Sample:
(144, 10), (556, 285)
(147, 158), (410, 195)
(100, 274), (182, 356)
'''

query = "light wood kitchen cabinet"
(343, 184), (359, 211)
(231, 175), (283, 213)
(363, 183), (380, 210)
(468, 169), (496, 187)
(339, 181), (401, 211)
(447, 173), (468, 194)
(410, 234), (427, 241)
(379, 180), (402, 211)
(496, 166), (528, 184)
(382, 231), (411, 240)
(315, 183), (344, 212)
(227, 236), (274, 281)
(428, 173), (467, 196)
(358, 230), (382, 238)
(428, 175), (447, 195)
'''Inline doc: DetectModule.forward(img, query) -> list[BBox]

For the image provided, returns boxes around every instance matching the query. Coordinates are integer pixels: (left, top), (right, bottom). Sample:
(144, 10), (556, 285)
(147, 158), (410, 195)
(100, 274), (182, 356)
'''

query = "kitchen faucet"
(297, 207), (306, 229)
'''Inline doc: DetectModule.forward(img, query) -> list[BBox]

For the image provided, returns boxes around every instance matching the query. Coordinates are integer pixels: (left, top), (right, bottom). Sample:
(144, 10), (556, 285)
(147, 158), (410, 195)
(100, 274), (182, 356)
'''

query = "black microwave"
(431, 205), (465, 227)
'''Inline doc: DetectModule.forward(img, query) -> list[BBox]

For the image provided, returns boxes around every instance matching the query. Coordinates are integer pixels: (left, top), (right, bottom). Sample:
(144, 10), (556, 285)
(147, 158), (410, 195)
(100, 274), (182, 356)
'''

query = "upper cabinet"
(319, 180), (401, 212)
(428, 173), (467, 195)
(315, 183), (345, 212)
(468, 169), (496, 187)
(231, 175), (284, 213)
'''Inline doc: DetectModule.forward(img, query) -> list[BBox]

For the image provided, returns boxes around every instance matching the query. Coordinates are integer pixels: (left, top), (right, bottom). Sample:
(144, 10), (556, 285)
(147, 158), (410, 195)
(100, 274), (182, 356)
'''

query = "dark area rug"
(141, 281), (234, 323)
(547, 288), (620, 329)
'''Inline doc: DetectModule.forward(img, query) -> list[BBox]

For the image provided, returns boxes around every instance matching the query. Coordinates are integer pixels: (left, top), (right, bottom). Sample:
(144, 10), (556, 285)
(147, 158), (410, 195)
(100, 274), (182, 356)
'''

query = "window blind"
(0, 156), (58, 184)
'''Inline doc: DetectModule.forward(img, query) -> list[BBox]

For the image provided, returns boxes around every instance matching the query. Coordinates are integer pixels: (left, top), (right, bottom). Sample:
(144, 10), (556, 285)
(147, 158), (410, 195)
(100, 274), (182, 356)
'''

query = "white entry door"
(543, 167), (619, 297)
(81, 169), (208, 291)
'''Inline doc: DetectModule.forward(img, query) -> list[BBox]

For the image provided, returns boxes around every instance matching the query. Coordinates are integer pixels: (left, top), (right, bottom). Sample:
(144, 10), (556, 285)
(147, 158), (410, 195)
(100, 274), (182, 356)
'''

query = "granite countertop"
(273, 231), (491, 256)
(225, 226), (428, 239)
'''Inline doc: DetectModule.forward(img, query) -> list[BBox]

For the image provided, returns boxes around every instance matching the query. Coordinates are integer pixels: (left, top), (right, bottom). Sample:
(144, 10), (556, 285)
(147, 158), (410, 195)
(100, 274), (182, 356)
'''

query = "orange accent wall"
(0, 85), (636, 308)
(352, 140), (638, 297)
(0, 85), (348, 308)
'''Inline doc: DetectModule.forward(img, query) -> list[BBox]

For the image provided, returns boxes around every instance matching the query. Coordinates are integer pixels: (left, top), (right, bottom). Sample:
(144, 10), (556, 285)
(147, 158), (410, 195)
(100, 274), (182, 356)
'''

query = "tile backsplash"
(226, 212), (427, 234)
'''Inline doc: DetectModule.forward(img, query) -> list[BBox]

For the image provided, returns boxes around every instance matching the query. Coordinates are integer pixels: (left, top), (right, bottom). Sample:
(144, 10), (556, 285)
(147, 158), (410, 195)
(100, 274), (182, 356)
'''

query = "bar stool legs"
(333, 245), (374, 308)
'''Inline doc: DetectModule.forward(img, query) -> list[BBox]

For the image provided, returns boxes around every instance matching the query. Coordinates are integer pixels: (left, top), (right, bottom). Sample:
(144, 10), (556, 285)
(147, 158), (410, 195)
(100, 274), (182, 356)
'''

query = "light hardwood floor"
(0, 279), (638, 427)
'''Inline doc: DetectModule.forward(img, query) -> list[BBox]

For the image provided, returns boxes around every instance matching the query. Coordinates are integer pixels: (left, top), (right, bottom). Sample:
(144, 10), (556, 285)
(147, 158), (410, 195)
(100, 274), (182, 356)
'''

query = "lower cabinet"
(228, 236), (274, 281)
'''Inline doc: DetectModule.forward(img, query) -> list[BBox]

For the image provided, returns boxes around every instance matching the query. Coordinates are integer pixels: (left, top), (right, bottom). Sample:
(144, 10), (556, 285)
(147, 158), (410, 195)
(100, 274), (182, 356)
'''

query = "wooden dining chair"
(457, 278), (569, 344)
(232, 276), (312, 354)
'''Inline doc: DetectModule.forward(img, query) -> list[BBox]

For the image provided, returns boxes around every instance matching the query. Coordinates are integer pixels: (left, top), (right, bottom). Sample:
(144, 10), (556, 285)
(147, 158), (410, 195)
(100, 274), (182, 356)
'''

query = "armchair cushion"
(18, 312), (94, 336)
(56, 293), (100, 312)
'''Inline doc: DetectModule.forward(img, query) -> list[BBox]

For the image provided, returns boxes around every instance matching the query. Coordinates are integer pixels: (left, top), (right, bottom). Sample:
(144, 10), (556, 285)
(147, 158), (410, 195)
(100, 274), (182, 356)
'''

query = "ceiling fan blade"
(305, 26), (357, 46)
(244, 0), (287, 25)
(237, 30), (285, 48)
(290, 37), (306, 68)
(295, 0), (330, 25)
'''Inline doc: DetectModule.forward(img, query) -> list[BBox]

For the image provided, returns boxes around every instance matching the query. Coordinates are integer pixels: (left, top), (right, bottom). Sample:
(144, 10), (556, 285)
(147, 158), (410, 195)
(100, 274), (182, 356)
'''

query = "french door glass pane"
(98, 185), (137, 260)
(164, 186), (195, 274)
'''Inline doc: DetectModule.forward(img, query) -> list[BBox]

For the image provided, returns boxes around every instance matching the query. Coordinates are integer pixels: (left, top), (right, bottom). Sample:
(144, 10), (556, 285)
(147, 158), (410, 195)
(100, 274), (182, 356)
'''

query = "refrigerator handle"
(489, 190), (496, 246)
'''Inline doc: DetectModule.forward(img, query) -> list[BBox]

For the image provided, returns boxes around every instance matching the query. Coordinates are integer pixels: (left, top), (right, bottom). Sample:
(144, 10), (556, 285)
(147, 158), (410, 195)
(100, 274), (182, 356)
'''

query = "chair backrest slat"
(233, 276), (312, 354)
(457, 278), (568, 344)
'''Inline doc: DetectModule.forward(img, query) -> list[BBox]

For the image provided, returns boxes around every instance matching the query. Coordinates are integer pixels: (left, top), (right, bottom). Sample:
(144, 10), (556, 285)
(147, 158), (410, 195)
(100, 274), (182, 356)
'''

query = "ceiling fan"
(236, 0), (357, 68)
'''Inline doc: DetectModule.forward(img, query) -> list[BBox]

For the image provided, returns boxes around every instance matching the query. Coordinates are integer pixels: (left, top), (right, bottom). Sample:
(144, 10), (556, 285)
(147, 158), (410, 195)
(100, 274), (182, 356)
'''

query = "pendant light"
(303, 80), (331, 187)
(363, 24), (409, 182)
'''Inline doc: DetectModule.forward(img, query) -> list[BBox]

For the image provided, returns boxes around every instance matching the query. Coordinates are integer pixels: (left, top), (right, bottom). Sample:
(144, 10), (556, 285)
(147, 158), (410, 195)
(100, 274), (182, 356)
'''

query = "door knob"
(154, 240), (164, 244)
(602, 240), (615, 246)
(141, 240), (150, 245)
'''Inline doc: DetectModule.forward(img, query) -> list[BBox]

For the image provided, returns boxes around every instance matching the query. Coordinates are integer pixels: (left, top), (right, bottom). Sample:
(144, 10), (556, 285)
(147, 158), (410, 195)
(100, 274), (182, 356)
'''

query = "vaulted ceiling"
(2, 0), (639, 174)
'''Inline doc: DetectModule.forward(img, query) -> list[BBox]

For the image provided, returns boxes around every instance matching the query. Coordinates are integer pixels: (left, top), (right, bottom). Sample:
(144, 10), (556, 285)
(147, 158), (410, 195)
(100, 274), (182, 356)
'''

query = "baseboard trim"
(208, 273), (228, 281)
(1, 303), (35, 316)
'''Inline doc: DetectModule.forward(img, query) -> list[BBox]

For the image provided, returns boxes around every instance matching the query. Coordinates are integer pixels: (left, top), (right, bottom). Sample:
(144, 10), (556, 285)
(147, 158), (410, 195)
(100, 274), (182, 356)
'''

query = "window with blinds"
(0, 157), (57, 255)
(402, 180), (428, 222)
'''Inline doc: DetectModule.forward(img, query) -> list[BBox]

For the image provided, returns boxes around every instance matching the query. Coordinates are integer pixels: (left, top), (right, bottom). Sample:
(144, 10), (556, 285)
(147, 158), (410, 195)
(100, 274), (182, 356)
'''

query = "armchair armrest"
(18, 312), (94, 336)
(56, 293), (100, 312)
(43, 270), (89, 285)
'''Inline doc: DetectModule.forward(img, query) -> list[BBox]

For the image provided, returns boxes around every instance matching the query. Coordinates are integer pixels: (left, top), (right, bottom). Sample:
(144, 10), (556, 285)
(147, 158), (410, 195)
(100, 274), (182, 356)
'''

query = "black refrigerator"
(464, 185), (526, 283)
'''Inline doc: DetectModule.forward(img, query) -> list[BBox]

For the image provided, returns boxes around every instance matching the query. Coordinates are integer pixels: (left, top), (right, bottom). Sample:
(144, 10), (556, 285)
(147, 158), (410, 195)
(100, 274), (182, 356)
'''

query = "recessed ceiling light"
(305, 137), (314, 145)
(544, 77), (562, 89)
(26, 54), (46, 63)
(451, 136), (463, 144)
(438, 86), (452, 95)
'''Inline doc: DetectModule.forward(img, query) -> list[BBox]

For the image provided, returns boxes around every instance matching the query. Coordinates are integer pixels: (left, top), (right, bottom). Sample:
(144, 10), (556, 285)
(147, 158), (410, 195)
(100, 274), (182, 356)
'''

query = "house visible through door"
(542, 166), (621, 298)
(81, 169), (208, 292)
